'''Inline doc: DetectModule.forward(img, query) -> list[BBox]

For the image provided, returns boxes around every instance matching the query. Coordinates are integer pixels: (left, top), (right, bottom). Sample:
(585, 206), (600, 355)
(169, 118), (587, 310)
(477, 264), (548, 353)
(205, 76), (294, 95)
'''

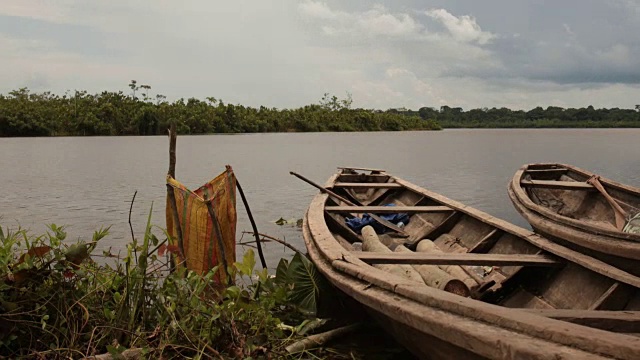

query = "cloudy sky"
(1, 0), (639, 110)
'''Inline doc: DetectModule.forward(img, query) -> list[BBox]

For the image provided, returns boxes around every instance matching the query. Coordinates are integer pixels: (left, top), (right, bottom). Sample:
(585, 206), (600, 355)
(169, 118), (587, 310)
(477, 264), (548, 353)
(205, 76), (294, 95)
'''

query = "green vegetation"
(5, 81), (633, 135)
(0, 206), (378, 359)
(405, 105), (640, 128)
(0, 83), (440, 137)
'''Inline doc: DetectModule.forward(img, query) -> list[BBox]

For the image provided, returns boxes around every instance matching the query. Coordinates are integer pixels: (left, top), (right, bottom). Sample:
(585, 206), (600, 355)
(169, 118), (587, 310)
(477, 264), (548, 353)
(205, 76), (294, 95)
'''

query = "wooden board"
(522, 309), (640, 333)
(333, 182), (403, 189)
(352, 252), (563, 266)
(337, 174), (390, 183)
(526, 168), (568, 175)
(337, 166), (385, 172)
(325, 205), (452, 213)
(520, 179), (595, 190)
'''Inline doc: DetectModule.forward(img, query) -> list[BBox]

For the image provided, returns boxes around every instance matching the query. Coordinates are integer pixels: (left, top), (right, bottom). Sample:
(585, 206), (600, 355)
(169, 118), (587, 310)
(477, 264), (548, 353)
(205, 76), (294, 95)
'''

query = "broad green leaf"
(274, 258), (289, 286)
(287, 253), (322, 315)
(234, 249), (255, 276)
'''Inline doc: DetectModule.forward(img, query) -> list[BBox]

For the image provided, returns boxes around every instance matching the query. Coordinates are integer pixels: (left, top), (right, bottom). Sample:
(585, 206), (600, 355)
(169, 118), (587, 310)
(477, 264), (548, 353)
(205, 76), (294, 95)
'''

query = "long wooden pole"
(168, 123), (177, 179)
(167, 123), (186, 269)
(236, 179), (268, 269)
(289, 171), (408, 237)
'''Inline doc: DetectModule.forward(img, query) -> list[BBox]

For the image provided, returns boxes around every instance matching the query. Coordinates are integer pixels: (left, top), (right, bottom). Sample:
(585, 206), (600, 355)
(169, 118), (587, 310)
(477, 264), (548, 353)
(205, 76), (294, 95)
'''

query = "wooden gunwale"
(305, 173), (640, 359)
(303, 214), (611, 359)
(510, 163), (640, 242)
(521, 309), (640, 333)
(353, 252), (562, 266)
(325, 205), (452, 213)
(508, 184), (640, 262)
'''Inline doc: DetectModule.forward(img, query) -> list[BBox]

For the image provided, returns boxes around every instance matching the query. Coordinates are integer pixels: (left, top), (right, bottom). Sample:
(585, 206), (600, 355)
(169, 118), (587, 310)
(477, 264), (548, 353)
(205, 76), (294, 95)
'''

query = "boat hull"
(507, 163), (640, 273)
(509, 183), (639, 275)
(301, 170), (640, 359)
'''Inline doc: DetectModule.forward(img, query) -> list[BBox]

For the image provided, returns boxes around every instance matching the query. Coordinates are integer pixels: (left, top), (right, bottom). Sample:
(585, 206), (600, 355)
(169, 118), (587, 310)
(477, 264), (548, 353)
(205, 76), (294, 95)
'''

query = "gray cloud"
(0, 0), (638, 110)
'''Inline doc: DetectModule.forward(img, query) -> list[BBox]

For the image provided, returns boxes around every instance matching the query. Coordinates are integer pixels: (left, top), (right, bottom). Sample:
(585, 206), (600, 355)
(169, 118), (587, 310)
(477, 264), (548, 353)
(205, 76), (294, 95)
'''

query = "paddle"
(290, 171), (409, 237)
(586, 175), (628, 231)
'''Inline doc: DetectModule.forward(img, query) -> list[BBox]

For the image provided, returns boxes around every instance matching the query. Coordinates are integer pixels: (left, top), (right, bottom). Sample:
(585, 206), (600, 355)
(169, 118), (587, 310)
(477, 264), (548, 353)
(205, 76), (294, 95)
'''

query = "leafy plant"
(0, 206), (355, 359)
(0, 85), (442, 137)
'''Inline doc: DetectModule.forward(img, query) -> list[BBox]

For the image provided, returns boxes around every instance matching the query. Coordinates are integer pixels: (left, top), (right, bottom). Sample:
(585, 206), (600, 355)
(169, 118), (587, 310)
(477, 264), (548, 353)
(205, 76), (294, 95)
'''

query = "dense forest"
(1, 82), (638, 137)
(0, 82), (440, 137)
(400, 105), (640, 128)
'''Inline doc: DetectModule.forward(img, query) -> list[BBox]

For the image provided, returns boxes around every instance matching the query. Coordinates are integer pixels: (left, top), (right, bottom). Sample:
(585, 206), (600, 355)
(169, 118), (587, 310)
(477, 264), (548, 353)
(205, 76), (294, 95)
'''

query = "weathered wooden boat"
(300, 167), (640, 359)
(508, 163), (640, 275)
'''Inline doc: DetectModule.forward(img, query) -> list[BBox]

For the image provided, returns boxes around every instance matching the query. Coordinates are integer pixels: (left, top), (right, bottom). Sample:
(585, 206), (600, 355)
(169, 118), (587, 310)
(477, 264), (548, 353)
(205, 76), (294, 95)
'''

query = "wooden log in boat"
(361, 225), (424, 284)
(416, 239), (479, 289)
(300, 167), (640, 359)
(508, 163), (640, 275)
(394, 245), (470, 297)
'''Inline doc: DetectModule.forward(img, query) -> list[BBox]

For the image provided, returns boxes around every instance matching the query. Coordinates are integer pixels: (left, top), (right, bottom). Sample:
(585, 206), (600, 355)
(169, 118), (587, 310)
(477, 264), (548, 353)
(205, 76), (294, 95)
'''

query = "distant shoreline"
(4, 126), (640, 138)
(2, 86), (638, 137)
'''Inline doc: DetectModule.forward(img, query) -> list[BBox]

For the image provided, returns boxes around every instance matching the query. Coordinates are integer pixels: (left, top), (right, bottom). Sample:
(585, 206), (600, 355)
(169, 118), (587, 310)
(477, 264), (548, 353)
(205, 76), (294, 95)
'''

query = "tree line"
(402, 105), (640, 128)
(0, 83), (440, 137)
(1, 82), (638, 137)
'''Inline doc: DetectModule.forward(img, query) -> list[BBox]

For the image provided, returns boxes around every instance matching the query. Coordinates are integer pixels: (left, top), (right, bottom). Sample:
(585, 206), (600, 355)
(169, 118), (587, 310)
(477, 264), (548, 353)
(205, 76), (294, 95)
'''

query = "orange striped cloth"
(166, 166), (237, 285)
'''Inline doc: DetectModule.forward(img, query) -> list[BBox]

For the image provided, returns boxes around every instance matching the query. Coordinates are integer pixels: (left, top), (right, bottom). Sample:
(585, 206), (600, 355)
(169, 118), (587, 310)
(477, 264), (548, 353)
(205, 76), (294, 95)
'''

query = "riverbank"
(0, 221), (413, 359)
(0, 87), (440, 137)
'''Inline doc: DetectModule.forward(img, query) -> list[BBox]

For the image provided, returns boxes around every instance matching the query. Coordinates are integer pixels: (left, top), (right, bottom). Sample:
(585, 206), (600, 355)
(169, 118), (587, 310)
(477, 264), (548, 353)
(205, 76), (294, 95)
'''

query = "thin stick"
(166, 122), (185, 270)
(236, 177), (267, 269)
(289, 171), (408, 237)
(241, 231), (305, 254)
(204, 194), (231, 284)
(290, 171), (354, 205)
(168, 123), (177, 179)
(128, 190), (138, 261)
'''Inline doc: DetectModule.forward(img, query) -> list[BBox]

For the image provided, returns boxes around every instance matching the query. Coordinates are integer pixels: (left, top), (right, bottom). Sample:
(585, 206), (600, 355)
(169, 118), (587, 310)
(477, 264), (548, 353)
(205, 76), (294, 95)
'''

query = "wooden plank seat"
(333, 182), (403, 189)
(525, 168), (568, 175)
(338, 166), (385, 172)
(325, 205), (452, 213)
(352, 252), (563, 267)
(520, 180), (595, 190)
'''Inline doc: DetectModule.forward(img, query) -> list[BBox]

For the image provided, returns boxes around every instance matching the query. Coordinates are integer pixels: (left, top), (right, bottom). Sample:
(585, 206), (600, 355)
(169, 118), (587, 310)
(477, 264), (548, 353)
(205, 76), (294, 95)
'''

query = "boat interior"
(519, 164), (640, 229)
(322, 168), (640, 334)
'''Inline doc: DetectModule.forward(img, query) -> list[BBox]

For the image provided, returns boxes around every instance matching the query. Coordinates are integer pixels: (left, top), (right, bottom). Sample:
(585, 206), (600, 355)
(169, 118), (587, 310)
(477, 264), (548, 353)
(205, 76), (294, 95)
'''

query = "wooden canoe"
(302, 167), (640, 359)
(508, 163), (640, 275)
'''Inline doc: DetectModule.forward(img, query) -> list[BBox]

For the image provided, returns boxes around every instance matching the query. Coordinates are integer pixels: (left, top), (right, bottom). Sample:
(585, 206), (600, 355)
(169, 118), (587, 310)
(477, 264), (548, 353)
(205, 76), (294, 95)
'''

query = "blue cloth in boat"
(344, 204), (410, 234)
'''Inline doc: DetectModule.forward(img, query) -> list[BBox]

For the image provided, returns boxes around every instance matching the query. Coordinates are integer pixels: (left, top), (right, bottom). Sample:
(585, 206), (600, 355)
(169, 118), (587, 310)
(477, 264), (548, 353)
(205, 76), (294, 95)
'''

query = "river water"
(1, 129), (639, 267)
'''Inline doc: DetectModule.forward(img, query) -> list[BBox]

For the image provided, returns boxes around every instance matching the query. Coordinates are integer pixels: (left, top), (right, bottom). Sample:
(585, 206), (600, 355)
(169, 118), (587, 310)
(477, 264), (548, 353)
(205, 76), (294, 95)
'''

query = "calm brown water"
(1, 129), (639, 266)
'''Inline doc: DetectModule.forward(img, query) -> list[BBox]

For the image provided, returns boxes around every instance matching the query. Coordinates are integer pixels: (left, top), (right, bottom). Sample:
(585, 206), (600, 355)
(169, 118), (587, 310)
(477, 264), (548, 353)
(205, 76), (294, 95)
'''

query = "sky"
(1, 0), (639, 111)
